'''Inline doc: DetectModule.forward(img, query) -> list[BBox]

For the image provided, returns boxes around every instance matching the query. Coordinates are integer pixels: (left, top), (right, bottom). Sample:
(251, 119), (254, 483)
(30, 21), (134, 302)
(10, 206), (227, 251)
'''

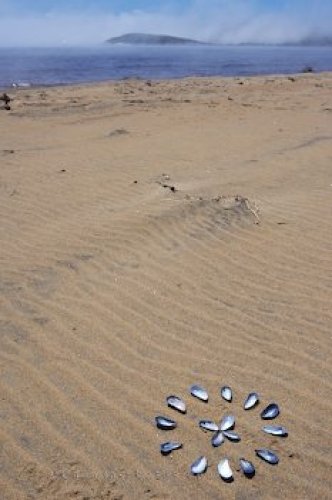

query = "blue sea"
(1, 45), (331, 88)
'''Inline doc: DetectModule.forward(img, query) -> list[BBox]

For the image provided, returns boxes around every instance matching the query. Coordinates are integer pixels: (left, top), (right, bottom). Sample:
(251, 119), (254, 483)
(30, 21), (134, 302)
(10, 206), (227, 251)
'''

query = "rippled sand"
(1, 73), (332, 499)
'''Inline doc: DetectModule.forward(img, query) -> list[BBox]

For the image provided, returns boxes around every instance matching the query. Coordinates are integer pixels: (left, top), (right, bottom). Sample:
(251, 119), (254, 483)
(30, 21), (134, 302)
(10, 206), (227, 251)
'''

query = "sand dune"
(1, 73), (332, 499)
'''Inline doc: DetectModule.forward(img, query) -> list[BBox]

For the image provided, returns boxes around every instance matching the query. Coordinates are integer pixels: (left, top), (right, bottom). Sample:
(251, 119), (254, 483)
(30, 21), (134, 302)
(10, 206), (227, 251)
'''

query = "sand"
(1, 73), (332, 499)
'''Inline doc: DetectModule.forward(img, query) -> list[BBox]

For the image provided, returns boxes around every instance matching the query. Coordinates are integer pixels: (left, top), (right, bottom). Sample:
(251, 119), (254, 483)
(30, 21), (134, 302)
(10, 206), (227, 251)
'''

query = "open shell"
(217, 459), (233, 481)
(190, 456), (208, 475)
(190, 384), (208, 402)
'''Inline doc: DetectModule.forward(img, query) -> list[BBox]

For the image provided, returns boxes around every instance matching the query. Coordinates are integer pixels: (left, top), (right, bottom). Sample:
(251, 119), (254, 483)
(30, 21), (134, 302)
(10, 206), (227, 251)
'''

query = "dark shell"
(239, 458), (255, 478)
(190, 456), (208, 475)
(199, 420), (219, 432)
(260, 403), (280, 420)
(155, 416), (177, 430)
(255, 448), (279, 465)
(244, 392), (259, 410)
(211, 431), (224, 447)
(222, 430), (241, 442)
(190, 384), (208, 402)
(160, 441), (183, 455)
(220, 386), (232, 402)
(220, 415), (235, 431)
(166, 395), (186, 414)
(262, 425), (288, 437)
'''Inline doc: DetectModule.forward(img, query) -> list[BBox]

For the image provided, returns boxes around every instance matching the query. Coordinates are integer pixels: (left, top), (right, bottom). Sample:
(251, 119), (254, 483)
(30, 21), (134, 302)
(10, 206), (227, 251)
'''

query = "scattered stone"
(162, 184), (177, 192)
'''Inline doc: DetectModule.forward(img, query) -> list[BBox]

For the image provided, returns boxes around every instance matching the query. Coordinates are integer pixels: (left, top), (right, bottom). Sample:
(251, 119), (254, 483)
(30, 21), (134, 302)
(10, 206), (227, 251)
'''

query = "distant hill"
(296, 35), (332, 46)
(106, 33), (206, 45)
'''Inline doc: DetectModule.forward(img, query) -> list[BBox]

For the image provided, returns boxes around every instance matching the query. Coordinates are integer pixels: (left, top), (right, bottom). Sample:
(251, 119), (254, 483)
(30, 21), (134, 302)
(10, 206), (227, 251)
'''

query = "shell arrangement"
(155, 384), (288, 481)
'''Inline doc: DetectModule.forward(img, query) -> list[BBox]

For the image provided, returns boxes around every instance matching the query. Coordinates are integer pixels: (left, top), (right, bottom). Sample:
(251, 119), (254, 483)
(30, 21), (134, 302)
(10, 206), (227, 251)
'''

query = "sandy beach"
(1, 73), (332, 499)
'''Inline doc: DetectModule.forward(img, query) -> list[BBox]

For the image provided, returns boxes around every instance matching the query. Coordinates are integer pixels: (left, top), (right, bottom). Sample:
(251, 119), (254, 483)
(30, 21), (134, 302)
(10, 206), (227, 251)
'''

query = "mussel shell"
(160, 441), (183, 455)
(221, 386), (232, 402)
(190, 384), (208, 402)
(244, 392), (259, 410)
(220, 415), (235, 431)
(166, 395), (186, 414)
(217, 459), (233, 482)
(260, 403), (280, 420)
(199, 420), (219, 432)
(211, 431), (224, 447)
(255, 448), (279, 465)
(222, 430), (241, 442)
(239, 458), (255, 478)
(155, 416), (177, 430)
(190, 456), (208, 475)
(262, 425), (288, 437)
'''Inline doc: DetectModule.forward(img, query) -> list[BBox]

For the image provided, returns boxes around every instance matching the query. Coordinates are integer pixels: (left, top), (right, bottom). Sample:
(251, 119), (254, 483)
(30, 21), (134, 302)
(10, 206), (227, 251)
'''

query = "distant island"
(105, 32), (332, 47)
(106, 33), (207, 45)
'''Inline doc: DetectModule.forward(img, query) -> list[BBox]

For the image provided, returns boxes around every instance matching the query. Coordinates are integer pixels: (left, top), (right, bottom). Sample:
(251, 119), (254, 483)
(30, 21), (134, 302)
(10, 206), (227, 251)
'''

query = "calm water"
(1, 45), (331, 88)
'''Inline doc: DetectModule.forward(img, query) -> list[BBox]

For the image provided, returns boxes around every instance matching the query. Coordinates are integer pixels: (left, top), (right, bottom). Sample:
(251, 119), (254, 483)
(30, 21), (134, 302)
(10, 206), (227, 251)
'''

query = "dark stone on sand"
(0, 93), (11, 104)
(302, 66), (314, 73)
(161, 184), (177, 192)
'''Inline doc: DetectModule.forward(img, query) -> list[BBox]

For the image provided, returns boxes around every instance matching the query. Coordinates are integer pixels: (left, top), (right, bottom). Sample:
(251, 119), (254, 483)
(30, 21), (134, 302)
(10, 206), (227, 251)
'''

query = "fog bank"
(0, 1), (331, 46)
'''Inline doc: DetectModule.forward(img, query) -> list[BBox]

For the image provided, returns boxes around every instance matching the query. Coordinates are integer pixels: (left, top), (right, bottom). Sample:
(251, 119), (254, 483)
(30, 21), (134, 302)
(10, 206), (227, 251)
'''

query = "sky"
(0, 0), (331, 46)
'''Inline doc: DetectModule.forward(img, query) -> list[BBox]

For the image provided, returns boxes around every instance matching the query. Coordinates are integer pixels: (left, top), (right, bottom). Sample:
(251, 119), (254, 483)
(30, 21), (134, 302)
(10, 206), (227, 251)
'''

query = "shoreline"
(2, 69), (331, 93)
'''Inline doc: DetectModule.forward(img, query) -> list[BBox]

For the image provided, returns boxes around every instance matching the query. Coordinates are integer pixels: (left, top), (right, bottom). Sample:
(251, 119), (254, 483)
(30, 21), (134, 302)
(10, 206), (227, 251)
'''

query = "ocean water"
(0, 45), (331, 88)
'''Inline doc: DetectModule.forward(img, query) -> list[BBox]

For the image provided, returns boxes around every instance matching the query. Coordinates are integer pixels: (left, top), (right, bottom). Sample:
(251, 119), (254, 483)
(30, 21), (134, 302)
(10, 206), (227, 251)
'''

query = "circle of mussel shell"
(155, 384), (289, 482)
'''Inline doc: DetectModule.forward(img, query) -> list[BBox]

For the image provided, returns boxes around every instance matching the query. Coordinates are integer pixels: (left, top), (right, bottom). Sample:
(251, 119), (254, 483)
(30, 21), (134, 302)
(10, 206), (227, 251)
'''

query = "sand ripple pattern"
(1, 74), (332, 499)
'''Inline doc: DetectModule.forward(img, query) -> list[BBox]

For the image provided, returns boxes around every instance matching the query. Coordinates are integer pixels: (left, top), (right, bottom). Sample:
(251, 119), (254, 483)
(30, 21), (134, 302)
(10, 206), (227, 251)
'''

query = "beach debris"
(190, 384), (208, 402)
(302, 65), (314, 73)
(262, 425), (288, 437)
(244, 392), (260, 410)
(222, 430), (241, 442)
(160, 441), (183, 455)
(217, 459), (233, 481)
(211, 431), (224, 447)
(255, 448), (279, 465)
(190, 456), (208, 475)
(166, 395), (186, 414)
(160, 183), (177, 192)
(260, 403), (280, 420)
(220, 415), (235, 431)
(155, 416), (177, 430)
(199, 420), (219, 432)
(239, 458), (255, 478)
(0, 93), (11, 111)
(0, 93), (11, 105)
(220, 386), (232, 402)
